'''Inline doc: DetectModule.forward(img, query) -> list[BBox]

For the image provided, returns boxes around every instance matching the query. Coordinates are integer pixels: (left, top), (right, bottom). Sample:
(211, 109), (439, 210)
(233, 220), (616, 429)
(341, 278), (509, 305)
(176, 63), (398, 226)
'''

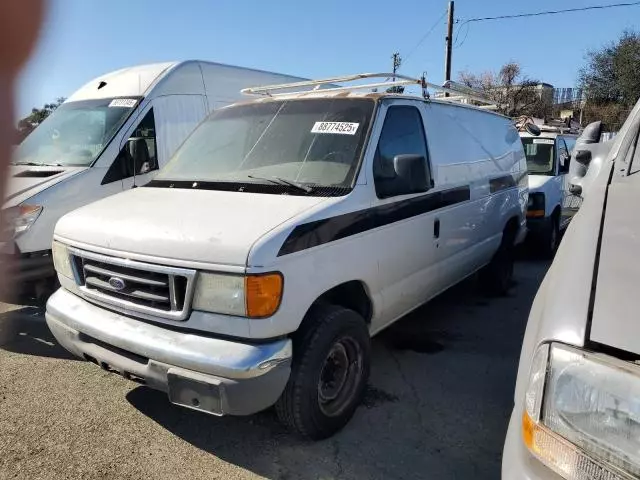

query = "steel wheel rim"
(318, 337), (363, 417)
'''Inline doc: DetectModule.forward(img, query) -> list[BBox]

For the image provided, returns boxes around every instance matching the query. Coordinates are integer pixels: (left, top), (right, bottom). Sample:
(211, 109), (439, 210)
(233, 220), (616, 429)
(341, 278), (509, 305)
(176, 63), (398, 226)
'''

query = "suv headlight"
(527, 193), (545, 217)
(4, 204), (43, 237)
(193, 272), (283, 318)
(523, 343), (640, 479)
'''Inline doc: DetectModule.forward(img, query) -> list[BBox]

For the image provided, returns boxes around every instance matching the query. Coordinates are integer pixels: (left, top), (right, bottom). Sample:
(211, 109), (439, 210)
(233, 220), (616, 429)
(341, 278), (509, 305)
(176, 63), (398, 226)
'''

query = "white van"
(519, 126), (579, 256)
(2, 61), (306, 299)
(46, 73), (527, 439)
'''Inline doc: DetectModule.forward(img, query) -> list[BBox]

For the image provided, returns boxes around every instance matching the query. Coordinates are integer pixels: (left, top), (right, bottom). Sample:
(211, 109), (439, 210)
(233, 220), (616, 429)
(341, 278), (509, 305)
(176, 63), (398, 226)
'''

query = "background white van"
(2, 61), (306, 300)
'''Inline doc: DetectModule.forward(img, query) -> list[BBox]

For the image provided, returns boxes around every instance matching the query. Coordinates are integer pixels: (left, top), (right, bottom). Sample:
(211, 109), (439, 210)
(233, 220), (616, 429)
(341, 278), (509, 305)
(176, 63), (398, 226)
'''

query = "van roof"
(64, 60), (308, 103)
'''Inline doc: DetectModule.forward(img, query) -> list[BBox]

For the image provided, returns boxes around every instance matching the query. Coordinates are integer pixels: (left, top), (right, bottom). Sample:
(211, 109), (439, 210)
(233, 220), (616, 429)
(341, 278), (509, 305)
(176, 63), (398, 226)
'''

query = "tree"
(457, 62), (551, 118)
(16, 97), (65, 142)
(579, 30), (640, 130)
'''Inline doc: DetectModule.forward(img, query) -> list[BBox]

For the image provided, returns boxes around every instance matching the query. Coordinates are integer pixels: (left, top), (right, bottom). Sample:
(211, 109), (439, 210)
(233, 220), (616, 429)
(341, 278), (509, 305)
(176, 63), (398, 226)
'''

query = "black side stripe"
(278, 185), (471, 256)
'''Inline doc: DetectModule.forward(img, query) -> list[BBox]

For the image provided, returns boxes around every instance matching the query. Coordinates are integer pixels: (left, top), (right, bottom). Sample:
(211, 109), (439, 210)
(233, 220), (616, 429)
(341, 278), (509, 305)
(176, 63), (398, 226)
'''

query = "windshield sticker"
(533, 138), (554, 145)
(311, 122), (359, 135)
(108, 98), (137, 108)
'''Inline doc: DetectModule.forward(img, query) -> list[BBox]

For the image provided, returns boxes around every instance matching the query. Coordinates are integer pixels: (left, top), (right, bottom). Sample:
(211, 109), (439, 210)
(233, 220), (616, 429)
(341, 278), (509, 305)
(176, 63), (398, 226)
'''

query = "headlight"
(193, 272), (283, 318)
(52, 241), (74, 279)
(527, 193), (545, 217)
(523, 343), (640, 479)
(4, 204), (43, 237)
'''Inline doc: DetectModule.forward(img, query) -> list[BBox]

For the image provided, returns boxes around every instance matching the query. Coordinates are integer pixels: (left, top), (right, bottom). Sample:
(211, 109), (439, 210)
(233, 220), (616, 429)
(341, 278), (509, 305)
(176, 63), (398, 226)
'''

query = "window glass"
(156, 99), (374, 188)
(373, 106), (429, 198)
(522, 137), (555, 175)
(14, 98), (138, 167)
(102, 108), (158, 184)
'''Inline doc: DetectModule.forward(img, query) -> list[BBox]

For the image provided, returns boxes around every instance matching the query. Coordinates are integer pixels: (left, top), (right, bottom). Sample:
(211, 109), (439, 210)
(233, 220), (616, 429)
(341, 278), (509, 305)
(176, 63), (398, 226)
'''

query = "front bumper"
(46, 288), (293, 416)
(526, 216), (551, 236)
(0, 248), (55, 283)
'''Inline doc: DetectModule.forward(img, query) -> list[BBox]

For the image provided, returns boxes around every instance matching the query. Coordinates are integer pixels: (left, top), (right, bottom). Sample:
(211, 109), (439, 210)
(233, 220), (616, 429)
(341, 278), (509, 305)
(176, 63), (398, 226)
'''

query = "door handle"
(434, 219), (440, 239)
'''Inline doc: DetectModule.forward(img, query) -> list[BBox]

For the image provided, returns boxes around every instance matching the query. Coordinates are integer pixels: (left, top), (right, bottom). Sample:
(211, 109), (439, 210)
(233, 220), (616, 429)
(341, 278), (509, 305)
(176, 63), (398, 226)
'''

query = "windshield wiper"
(12, 162), (63, 167)
(247, 175), (313, 193)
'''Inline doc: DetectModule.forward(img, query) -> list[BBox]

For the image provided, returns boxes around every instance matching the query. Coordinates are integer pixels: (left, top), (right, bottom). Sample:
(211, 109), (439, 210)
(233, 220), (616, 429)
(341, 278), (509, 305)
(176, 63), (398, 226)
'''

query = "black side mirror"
(393, 154), (429, 193)
(574, 150), (592, 165)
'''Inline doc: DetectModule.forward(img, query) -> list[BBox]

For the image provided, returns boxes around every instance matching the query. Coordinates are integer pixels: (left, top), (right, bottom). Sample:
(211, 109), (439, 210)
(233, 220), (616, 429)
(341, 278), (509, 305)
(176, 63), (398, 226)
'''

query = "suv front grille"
(68, 247), (196, 321)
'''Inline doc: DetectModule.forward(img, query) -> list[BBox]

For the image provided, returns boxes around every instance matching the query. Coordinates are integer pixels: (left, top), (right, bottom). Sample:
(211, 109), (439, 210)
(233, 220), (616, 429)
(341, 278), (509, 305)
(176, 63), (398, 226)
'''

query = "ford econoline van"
(46, 73), (528, 439)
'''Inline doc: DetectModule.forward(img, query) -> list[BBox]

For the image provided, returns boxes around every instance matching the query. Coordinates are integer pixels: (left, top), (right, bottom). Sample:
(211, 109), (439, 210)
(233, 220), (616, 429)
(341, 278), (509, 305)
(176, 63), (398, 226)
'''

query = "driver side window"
(373, 106), (430, 198)
(102, 109), (158, 185)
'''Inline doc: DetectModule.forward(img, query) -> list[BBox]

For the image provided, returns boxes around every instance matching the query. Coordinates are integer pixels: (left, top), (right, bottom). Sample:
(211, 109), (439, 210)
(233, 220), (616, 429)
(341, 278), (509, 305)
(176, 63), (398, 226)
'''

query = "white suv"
(46, 74), (527, 439)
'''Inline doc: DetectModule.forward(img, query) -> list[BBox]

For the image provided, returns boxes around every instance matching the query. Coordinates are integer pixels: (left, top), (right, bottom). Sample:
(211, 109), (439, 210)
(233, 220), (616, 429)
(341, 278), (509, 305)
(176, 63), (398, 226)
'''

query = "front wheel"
(275, 304), (370, 440)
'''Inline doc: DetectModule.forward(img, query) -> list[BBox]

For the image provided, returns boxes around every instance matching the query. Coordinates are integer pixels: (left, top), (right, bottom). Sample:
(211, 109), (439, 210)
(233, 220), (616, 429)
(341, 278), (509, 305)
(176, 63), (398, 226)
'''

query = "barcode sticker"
(533, 138), (554, 144)
(109, 98), (137, 108)
(311, 122), (359, 135)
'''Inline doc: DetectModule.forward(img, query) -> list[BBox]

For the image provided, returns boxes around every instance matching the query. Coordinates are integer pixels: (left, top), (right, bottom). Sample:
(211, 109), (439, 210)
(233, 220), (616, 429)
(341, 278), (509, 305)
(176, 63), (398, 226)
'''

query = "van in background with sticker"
(518, 124), (579, 257)
(45, 73), (527, 439)
(2, 61), (307, 301)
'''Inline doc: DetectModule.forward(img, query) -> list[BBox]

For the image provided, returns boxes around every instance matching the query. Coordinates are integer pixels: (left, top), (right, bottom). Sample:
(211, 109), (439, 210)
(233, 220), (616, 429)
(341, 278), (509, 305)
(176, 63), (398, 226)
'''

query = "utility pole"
(391, 52), (402, 81)
(444, 1), (455, 96)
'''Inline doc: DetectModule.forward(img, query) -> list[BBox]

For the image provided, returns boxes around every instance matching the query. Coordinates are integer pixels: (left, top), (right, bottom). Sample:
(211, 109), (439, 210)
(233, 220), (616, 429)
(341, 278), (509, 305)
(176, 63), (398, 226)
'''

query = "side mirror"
(524, 123), (541, 136)
(569, 184), (582, 196)
(393, 154), (430, 194)
(574, 150), (592, 165)
(127, 137), (151, 174)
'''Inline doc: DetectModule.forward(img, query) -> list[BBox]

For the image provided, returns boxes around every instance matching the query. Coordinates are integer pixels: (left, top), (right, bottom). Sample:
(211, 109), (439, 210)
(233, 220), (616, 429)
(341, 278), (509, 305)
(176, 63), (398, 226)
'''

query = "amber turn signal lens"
(245, 273), (283, 318)
(526, 210), (545, 218)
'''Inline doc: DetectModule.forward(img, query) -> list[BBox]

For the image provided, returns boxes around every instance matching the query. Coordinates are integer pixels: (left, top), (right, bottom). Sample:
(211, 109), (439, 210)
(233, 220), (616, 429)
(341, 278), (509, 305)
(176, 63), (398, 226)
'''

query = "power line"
(461, 1), (640, 25)
(403, 10), (448, 63)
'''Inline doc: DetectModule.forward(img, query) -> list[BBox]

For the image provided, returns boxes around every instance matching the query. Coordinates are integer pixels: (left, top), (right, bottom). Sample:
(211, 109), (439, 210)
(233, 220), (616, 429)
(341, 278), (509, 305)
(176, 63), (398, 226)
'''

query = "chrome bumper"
(46, 288), (292, 416)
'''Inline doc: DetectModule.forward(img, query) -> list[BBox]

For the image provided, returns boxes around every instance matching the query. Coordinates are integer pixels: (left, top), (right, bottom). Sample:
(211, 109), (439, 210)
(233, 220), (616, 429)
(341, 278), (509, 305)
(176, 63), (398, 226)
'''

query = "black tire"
(275, 304), (370, 440)
(540, 214), (560, 259)
(480, 231), (515, 296)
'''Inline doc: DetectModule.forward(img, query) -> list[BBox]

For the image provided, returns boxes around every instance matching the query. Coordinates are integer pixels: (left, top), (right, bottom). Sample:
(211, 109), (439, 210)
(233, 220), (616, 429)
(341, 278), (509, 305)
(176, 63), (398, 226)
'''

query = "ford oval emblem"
(108, 277), (126, 291)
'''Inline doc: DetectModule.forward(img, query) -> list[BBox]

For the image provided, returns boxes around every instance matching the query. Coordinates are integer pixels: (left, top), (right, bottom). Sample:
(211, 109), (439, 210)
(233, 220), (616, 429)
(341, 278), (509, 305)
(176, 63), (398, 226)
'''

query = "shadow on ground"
(0, 306), (77, 360)
(126, 259), (550, 480)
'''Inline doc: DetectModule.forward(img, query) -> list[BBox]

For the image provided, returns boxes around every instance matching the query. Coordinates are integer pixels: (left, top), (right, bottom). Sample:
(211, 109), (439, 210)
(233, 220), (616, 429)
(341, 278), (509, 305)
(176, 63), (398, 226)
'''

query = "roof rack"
(240, 72), (499, 109)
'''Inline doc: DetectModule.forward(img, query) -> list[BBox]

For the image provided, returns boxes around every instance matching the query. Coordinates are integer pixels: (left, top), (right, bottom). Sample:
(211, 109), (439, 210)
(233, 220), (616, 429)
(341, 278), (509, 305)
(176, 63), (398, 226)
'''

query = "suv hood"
(589, 173), (640, 357)
(54, 187), (327, 266)
(527, 174), (553, 191)
(4, 165), (87, 207)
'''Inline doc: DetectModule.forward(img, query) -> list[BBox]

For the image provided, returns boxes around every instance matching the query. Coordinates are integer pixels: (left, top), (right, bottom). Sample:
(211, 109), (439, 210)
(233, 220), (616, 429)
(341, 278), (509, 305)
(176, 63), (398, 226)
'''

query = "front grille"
(68, 247), (196, 321)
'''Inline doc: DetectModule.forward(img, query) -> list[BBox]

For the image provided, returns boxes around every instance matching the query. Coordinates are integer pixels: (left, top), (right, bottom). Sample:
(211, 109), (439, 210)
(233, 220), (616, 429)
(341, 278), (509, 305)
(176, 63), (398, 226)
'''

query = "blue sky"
(16, 0), (640, 118)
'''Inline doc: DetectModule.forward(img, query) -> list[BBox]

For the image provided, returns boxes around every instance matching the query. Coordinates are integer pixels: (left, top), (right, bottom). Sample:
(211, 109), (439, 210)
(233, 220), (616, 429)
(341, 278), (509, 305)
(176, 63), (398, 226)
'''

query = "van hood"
(3, 165), (88, 207)
(54, 187), (328, 266)
(527, 174), (553, 192)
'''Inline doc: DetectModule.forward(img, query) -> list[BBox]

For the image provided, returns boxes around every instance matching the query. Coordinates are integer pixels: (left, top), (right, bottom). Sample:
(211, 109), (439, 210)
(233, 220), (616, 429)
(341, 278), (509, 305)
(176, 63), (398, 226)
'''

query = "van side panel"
(424, 103), (526, 289)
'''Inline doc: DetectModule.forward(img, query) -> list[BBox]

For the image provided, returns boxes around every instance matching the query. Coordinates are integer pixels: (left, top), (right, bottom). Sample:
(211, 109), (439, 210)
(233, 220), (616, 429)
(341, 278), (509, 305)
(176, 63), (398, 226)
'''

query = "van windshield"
(155, 98), (374, 193)
(13, 97), (139, 167)
(522, 137), (556, 175)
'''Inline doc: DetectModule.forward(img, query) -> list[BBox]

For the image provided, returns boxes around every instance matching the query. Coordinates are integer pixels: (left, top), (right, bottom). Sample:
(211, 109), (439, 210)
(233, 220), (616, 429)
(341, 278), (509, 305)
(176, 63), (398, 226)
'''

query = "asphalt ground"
(0, 259), (550, 480)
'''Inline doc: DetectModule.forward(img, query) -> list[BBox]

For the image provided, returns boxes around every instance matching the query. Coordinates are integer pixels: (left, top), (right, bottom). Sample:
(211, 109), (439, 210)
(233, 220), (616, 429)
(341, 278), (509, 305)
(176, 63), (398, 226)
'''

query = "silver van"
(503, 97), (640, 479)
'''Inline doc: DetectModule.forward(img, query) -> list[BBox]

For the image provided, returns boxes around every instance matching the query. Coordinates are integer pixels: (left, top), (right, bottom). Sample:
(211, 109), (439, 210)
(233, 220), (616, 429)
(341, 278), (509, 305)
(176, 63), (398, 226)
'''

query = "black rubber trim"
(278, 185), (470, 256)
(584, 164), (615, 343)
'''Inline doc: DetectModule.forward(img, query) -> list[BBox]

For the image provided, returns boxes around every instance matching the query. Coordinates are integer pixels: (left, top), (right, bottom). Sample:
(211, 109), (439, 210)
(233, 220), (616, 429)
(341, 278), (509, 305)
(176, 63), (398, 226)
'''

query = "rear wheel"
(481, 228), (516, 296)
(275, 304), (370, 440)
